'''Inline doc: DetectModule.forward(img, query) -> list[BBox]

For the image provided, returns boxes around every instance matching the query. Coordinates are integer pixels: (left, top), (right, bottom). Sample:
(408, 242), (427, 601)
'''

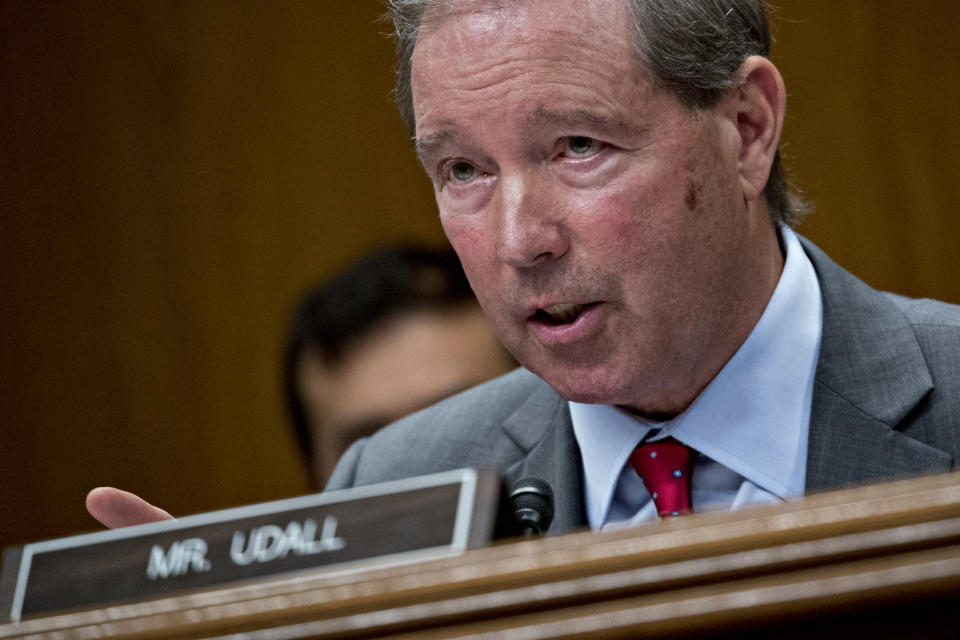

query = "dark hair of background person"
(283, 244), (488, 486)
(388, 0), (806, 226)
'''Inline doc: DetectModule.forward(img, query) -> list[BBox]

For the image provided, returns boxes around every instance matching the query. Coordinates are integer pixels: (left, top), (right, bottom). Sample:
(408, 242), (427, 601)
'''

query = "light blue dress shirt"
(571, 226), (823, 530)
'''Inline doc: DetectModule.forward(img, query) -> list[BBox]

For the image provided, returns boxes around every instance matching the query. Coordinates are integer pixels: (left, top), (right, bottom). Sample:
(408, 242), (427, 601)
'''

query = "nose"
(495, 173), (569, 268)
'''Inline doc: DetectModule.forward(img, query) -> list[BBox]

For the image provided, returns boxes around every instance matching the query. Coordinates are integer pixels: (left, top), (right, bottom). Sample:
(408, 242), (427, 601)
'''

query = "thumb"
(86, 487), (174, 529)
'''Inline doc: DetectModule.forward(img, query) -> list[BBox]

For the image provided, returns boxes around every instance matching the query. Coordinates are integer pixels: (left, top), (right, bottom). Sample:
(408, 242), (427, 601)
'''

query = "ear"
(732, 56), (786, 203)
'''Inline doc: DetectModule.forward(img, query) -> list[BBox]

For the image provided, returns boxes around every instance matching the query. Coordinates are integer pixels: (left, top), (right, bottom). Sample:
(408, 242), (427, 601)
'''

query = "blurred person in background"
(284, 244), (515, 488)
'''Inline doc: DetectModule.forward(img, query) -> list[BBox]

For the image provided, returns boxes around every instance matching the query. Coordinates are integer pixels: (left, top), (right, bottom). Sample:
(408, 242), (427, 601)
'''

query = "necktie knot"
(629, 437), (696, 517)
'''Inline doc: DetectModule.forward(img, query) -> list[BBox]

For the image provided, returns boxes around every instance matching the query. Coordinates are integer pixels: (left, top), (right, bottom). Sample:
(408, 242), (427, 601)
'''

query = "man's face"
(411, 0), (779, 415)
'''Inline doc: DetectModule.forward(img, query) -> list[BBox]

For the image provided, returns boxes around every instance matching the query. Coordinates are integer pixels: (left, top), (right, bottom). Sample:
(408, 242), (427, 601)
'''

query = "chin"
(535, 365), (636, 406)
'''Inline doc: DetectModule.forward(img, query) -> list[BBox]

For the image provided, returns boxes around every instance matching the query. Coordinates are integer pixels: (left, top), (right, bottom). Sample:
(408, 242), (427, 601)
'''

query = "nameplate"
(0, 468), (499, 622)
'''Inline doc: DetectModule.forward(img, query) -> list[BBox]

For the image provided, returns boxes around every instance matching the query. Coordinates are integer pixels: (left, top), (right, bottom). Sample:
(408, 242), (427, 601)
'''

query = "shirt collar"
(571, 226), (822, 525)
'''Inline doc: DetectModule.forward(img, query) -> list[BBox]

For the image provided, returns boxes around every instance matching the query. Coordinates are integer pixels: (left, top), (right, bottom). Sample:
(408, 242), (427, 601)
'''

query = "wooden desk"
(3, 471), (960, 639)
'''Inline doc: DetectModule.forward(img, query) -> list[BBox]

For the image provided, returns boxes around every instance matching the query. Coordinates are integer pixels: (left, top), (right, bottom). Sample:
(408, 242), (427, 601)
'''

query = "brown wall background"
(1, 1), (958, 551)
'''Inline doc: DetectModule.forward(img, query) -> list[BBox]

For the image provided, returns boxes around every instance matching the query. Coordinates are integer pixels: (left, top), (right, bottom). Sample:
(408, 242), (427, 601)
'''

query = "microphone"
(509, 477), (554, 537)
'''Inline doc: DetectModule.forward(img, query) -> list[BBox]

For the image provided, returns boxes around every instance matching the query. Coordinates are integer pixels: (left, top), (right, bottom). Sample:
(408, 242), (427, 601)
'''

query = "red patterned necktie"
(628, 437), (696, 517)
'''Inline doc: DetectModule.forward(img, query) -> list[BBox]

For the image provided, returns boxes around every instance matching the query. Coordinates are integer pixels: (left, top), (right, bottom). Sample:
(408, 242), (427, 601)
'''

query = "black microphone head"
(509, 477), (555, 536)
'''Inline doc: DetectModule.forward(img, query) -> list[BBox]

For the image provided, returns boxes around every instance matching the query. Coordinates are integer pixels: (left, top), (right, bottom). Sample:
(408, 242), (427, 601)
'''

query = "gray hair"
(387, 0), (806, 226)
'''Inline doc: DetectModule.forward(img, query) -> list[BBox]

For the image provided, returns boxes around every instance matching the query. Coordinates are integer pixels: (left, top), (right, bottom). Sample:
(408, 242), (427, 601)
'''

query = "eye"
(448, 161), (478, 183)
(562, 136), (599, 158)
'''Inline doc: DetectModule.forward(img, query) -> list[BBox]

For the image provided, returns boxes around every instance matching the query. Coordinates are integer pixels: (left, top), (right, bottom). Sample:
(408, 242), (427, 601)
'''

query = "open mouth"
(531, 302), (597, 326)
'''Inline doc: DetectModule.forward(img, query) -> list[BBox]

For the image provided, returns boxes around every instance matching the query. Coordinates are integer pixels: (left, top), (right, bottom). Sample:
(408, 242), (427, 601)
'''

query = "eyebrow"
(529, 106), (645, 138)
(415, 130), (460, 162)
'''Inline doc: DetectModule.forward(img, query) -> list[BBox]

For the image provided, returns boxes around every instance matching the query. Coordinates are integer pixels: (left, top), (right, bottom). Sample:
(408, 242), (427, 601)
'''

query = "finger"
(86, 486), (174, 529)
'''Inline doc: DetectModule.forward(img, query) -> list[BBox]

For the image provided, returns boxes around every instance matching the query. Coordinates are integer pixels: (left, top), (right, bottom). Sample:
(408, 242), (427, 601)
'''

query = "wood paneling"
(775, 1), (960, 302)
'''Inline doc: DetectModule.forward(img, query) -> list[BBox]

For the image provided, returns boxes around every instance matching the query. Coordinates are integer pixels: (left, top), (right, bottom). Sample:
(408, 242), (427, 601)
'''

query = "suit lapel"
(499, 377), (588, 534)
(802, 237), (953, 490)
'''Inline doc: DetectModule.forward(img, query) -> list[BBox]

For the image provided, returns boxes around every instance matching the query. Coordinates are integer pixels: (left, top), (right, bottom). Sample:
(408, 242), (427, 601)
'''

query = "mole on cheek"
(684, 179), (701, 211)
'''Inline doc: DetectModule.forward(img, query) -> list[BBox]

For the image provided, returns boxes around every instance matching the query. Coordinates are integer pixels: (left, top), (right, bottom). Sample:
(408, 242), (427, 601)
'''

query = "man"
(88, 0), (960, 533)
(285, 244), (514, 488)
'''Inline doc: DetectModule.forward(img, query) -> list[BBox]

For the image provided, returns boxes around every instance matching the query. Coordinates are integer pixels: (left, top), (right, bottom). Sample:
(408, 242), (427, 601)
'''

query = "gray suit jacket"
(326, 237), (960, 535)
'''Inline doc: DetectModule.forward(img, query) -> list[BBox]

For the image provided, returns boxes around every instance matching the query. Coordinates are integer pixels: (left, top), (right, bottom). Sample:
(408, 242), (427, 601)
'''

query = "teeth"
(544, 303), (584, 324)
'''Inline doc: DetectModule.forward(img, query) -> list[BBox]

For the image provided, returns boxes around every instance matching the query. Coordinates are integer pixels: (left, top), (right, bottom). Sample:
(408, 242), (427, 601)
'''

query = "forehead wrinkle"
(416, 2), (629, 96)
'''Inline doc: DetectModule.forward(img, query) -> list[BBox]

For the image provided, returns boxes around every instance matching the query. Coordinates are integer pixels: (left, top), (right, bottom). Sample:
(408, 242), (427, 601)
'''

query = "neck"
(621, 216), (786, 420)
